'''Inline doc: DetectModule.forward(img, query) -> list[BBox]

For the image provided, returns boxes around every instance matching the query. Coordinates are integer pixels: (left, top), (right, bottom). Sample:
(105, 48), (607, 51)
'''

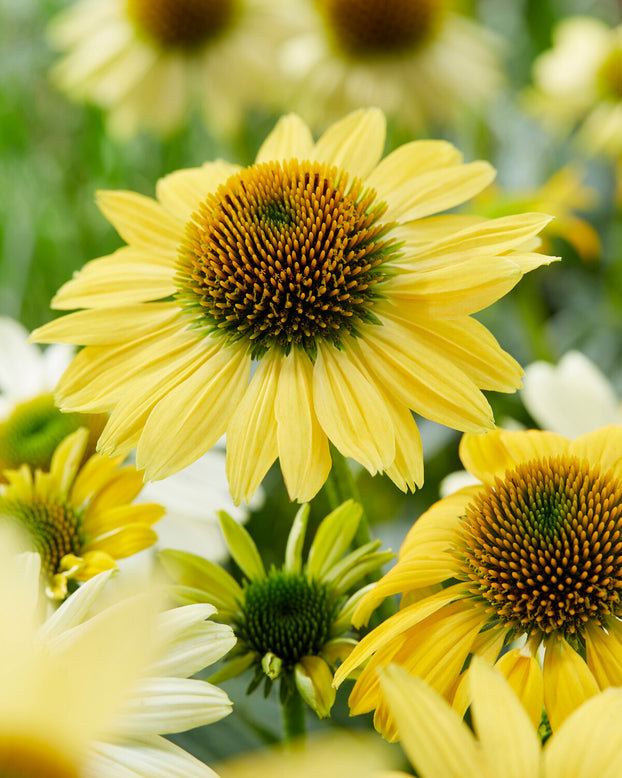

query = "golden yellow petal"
(81, 524), (157, 559)
(135, 342), (251, 481)
(585, 621), (622, 689)
(312, 342), (395, 474)
(568, 425), (622, 479)
(312, 108), (385, 181)
(70, 452), (127, 508)
(381, 394), (424, 493)
(82, 503), (164, 539)
(543, 637), (599, 731)
(255, 113), (315, 164)
(495, 648), (544, 728)
(226, 350), (280, 506)
(274, 348), (331, 503)
(95, 190), (183, 252)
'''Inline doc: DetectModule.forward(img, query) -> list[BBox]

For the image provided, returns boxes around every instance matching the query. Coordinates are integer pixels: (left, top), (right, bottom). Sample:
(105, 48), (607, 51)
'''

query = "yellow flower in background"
(280, 0), (502, 132)
(528, 16), (622, 158)
(0, 427), (162, 598)
(0, 317), (105, 476)
(381, 658), (622, 778)
(334, 426), (622, 739)
(471, 166), (601, 263)
(48, 0), (296, 138)
(33, 109), (554, 504)
(161, 500), (393, 719)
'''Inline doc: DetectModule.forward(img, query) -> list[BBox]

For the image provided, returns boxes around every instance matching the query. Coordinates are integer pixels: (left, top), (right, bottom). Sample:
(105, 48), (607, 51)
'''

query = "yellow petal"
(155, 161), (240, 222)
(81, 524), (157, 559)
(585, 621), (622, 688)
(543, 637), (599, 731)
(135, 342), (251, 480)
(294, 656), (336, 718)
(255, 113), (315, 164)
(95, 190), (183, 253)
(226, 350), (280, 505)
(469, 657), (541, 778)
(82, 503), (164, 538)
(495, 648), (544, 728)
(312, 342), (395, 474)
(274, 348), (331, 502)
(379, 665), (482, 778)
(312, 108), (385, 181)
(568, 425), (622, 478)
(383, 161), (496, 223)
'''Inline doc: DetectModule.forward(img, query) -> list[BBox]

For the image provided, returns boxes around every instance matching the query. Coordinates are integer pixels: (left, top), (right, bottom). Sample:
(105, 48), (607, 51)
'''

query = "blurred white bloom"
(0, 525), (234, 776)
(521, 351), (622, 437)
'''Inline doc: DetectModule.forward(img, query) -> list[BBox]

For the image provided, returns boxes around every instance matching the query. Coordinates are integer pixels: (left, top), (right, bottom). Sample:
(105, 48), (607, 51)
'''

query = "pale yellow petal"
(543, 688), (622, 778)
(390, 257), (522, 317)
(585, 621), (622, 688)
(568, 425), (622, 478)
(96, 190), (184, 252)
(381, 395), (424, 492)
(469, 657), (541, 778)
(312, 108), (385, 181)
(384, 161), (496, 223)
(379, 665), (482, 778)
(155, 161), (241, 222)
(82, 503), (164, 538)
(366, 140), (463, 201)
(275, 348), (331, 503)
(226, 350), (280, 505)
(255, 113), (315, 164)
(355, 321), (494, 433)
(31, 303), (179, 345)
(312, 342), (395, 474)
(136, 343), (251, 480)
(543, 637), (599, 731)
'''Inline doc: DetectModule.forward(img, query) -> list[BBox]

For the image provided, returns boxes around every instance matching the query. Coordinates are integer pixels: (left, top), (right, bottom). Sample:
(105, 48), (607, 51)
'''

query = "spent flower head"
(161, 499), (393, 717)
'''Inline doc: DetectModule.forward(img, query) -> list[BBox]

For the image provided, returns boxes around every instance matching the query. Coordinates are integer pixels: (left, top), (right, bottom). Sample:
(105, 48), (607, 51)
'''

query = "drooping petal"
(543, 637), (599, 730)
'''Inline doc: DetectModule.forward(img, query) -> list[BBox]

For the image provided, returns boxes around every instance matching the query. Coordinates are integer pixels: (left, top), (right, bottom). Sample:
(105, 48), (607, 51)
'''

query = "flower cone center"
(0, 498), (82, 579)
(0, 736), (79, 778)
(0, 394), (85, 476)
(176, 159), (398, 358)
(319, 0), (443, 57)
(597, 47), (622, 100)
(460, 456), (622, 639)
(235, 570), (337, 666)
(126, 0), (235, 49)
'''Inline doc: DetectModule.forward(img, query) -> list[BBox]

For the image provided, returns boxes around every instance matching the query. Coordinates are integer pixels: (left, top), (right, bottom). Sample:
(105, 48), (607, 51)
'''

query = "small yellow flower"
(0, 427), (162, 598)
(281, 0), (503, 131)
(528, 16), (622, 157)
(161, 499), (393, 718)
(381, 657), (622, 777)
(334, 425), (622, 739)
(48, 0), (295, 138)
(32, 109), (555, 504)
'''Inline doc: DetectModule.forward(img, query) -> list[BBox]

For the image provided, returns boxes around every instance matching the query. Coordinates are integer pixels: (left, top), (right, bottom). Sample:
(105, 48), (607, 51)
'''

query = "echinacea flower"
(380, 657), (622, 778)
(48, 0), (296, 138)
(0, 427), (162, 598)
(33, 109), (555, 503)
(0, 525), (235, 777)
(521, 351), (622, 438)
(528, 16), (622, 157)
(0, 316), (103, 475)
(334, 425), (622, 739)
(161, 499), (393, 718)
(280, 0), (502, 132)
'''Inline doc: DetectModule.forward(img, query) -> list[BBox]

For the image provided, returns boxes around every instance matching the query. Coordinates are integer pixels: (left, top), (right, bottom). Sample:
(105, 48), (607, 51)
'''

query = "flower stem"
(282, 689), (305, 742)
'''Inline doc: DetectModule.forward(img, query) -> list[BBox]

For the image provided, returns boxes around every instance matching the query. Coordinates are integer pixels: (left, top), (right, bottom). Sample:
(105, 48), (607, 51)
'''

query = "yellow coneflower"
(334, 426), (622, 739)
(0, 427), (162, 598)
(33, 109), (554, 503)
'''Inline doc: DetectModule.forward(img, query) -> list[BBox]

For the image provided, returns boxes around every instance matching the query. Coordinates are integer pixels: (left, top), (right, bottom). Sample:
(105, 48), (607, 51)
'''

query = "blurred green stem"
(282, 690), (305, 742)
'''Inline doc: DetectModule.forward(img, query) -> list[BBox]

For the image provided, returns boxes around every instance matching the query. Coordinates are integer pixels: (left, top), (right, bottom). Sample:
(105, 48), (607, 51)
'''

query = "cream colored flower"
(33, 109), (555, 504)
(48, 0), (296, 138)
(279, 0), (502, 132)
(529, 16), (622, 157)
